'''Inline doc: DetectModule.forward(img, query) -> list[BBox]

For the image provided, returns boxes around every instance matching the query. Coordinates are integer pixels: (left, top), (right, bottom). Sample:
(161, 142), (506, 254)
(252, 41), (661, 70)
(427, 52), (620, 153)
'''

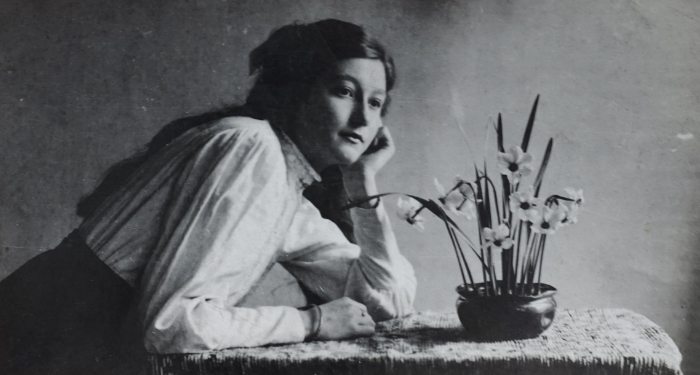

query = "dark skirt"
(0, 231), (140, 375)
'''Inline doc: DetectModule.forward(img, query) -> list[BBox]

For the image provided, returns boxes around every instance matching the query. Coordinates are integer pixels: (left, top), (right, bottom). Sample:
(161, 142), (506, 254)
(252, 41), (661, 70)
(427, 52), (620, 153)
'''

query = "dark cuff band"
(299, 304), (322, 341)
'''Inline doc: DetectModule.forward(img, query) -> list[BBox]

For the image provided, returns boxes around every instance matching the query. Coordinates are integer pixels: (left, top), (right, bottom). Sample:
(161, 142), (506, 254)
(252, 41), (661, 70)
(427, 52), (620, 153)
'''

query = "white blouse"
(78, 116), (416, 354)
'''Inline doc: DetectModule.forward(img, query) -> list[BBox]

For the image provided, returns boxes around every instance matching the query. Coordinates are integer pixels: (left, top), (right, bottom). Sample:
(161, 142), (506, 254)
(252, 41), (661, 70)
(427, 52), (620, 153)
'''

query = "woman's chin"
(343, 152), (365, 166)
(329, 145), (364, 165)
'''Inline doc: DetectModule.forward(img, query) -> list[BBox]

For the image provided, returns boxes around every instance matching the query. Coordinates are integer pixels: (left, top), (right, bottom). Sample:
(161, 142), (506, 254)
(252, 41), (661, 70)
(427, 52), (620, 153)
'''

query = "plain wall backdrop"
(1, 0), (698, 373)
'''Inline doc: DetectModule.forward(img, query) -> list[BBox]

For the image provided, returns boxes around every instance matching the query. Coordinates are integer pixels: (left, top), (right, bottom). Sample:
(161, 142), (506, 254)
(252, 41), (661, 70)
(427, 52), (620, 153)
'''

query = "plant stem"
(520, 232), (538, 294)
(502, 249), (511, 294)
(491, 264), (498, 294)
(442, 211), (468, 287)
(410, 205), (426, 221)
(514, 221), (523, 292)
(448, 226), (489, 270)
(474, 192), (489, 296)
(484, 175), (502, 226)
(528, 235), (540, 294)
(481, 246), (489, 296)
(528, 234), (546, 294)
(536, 235), (547, 294)
(452, 228), (475, 289)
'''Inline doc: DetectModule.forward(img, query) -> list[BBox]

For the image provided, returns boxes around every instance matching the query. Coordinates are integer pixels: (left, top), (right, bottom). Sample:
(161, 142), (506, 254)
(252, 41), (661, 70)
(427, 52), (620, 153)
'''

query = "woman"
(0, 19), (416, 374)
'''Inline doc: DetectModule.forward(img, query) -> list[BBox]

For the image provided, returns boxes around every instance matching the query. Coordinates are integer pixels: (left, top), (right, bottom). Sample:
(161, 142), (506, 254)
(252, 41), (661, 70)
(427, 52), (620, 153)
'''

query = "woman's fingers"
(376, 126), (394, 152)
(316, 297), (375, 341)
(351, 302), (376, 333)
(356, 322), (376, 336)
(350, 126), (395, 177)
(357, 318), (376, 328)
(371, 126), (395, 158)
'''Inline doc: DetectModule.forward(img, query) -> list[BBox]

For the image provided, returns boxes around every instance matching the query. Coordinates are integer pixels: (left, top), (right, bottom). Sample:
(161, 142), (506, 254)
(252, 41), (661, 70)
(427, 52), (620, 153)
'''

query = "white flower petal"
(444, 190), (463, 209)
(483, 227), (495, 240)
(434, 178), (446, 196)
(496, 224), (510, 238)
(565, 187), (585, 204)
(502, 238), (514, 249)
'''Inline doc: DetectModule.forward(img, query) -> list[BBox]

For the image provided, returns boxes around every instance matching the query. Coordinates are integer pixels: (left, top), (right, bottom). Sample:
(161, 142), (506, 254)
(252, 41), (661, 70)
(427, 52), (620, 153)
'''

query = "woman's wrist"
(298, 305), (322, 341)
(343, 170), (379, 208)
(299, 309), (313, 338)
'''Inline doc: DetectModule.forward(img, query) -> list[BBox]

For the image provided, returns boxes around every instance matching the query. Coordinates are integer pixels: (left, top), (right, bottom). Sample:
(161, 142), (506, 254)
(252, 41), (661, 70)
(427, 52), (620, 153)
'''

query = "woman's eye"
(337, 87), (354, 98)
(369, 99), (383, 109)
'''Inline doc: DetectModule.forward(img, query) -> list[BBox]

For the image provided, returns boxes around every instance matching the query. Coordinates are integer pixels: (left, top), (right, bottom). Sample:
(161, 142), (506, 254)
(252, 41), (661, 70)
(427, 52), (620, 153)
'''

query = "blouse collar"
(273, 127), (321, 190)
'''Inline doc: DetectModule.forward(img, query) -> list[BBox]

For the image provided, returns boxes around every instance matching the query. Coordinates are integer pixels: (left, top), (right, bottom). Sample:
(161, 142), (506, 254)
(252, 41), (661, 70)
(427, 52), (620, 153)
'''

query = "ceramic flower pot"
(456, 282), (557, 341)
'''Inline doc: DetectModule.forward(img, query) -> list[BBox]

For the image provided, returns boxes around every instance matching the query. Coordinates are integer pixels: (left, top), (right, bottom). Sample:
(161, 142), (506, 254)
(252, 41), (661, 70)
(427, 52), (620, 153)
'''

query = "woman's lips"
(339, 132), (364, 144)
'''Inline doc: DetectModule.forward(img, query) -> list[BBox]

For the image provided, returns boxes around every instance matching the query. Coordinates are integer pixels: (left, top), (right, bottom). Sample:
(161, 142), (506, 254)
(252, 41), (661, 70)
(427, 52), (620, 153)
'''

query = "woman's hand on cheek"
(341, 126), (394, 206)
(315, 297), (376, 341)
(346, 126), (395, 178)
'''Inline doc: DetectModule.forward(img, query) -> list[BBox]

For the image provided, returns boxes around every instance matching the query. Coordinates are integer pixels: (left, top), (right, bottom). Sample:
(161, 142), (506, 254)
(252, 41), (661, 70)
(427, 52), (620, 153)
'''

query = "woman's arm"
(133, 119), (311, 353)
(341, 126), (417, 319)
(280, 125), (416, 322)
(279, 196), (416, 322)
(345, 200), (417, 320)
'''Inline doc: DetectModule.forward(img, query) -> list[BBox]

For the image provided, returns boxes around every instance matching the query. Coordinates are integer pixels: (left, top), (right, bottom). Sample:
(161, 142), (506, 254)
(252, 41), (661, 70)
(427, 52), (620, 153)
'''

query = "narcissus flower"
(509, 186), (542, 221)
(455, 198), (477, 220)
(453, 176), (477, 201)
(564, 187), (584, 205)
(497, 146), (534, 183)
(530, 205), (567, 235)
(482, 224), (513, 251)
(435, 177), (477, 220)
(560, 187), (584, 225)
(434, 178), (464, 209)
(396, 196), (426, 231)
(561, 204), (580, 225)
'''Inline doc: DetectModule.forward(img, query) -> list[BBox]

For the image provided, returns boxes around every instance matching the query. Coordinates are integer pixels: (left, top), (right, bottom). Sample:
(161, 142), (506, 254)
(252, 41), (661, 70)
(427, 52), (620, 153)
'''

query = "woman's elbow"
(143, 298), (229, 353)
(144, 320), (221, 354)
(366, 286), (415, 322)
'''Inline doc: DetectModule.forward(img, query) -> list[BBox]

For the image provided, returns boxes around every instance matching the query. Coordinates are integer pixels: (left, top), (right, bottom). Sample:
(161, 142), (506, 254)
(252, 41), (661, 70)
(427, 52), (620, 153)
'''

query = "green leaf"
(408, 195), (488, 267)
(496, 114), (511, 220)
(533, 138), (553, 197)
(483, 162), (492, 227)
(496, 114), (505, 153)
(404, 195), (468, 241)
(340, 191), (494, 279)
(521, 95), (540, 153)
(474, 167), (488, 230)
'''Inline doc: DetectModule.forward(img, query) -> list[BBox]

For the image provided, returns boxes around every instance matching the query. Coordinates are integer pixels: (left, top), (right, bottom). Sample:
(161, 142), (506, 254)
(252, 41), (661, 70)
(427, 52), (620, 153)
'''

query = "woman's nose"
(349, 103), (369, 128)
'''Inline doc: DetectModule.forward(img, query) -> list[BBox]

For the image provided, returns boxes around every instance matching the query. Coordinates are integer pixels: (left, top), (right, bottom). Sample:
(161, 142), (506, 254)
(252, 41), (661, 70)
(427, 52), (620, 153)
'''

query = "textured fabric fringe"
(149, 309), (683, 375)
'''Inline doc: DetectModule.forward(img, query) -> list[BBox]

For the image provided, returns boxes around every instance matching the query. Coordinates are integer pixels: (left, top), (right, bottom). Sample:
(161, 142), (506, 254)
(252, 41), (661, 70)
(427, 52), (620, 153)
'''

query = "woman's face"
(292, 58), (387, 171)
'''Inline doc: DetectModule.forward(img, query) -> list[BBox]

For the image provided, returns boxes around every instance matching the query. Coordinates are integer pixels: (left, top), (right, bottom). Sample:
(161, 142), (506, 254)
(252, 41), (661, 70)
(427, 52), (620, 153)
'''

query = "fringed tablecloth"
(149, 309), (683, 375)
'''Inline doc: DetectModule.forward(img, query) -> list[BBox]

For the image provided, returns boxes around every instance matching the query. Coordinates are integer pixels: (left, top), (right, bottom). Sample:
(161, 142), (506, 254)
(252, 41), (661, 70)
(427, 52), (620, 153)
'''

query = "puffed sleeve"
(135, 120), (308, 353)
(279, 198), (417, 321)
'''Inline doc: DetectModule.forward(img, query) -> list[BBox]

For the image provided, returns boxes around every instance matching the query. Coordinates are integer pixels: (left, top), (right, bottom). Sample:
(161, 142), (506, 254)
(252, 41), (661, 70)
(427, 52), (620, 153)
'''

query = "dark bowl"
(455, 282), (557, 341)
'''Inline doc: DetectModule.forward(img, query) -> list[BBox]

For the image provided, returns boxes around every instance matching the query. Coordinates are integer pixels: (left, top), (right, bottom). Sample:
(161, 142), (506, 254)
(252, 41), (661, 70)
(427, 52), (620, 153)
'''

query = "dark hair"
(246, 19), (395, 121)
(77, 19), (396, 237)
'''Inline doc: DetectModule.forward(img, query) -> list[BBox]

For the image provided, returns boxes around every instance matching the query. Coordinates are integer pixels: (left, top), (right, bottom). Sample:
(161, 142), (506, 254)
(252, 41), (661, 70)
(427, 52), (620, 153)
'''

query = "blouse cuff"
(286, 307), (308, 343)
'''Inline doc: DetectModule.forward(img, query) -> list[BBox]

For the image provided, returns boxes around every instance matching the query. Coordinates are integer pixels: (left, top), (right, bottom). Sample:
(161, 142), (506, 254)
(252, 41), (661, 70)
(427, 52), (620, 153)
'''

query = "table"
(148, 309), (683, 375)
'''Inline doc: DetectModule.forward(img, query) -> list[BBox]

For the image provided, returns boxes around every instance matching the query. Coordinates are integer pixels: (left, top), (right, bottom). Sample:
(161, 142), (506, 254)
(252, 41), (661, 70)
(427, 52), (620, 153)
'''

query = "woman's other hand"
(345, 126), (395, 178)
(302, 297), (375, 341)
(341, 127), (394, 207)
